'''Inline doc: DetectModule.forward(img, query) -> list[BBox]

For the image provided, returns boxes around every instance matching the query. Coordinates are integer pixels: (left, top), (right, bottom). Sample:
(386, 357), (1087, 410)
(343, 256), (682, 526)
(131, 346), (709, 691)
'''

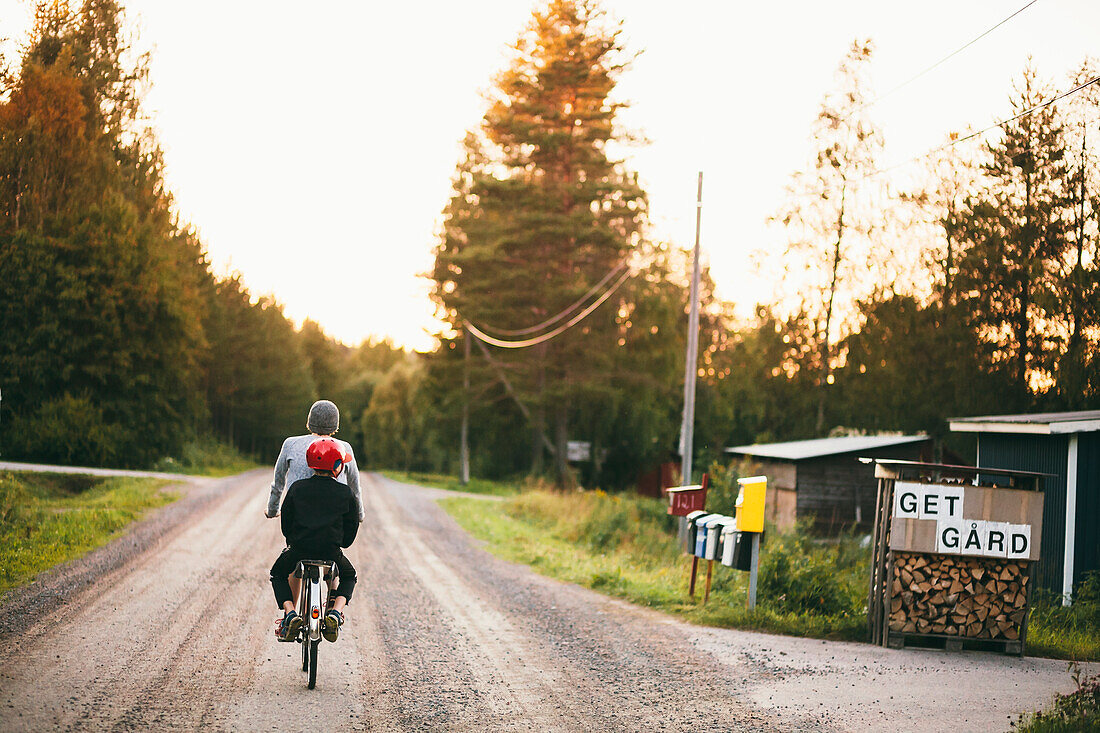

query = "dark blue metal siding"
(1076, 432), (1100, 588)
(979, 433), (1068, 594)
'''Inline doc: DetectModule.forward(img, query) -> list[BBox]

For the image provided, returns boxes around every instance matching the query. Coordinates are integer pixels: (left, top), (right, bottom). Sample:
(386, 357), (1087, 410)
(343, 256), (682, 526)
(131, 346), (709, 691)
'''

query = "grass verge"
(1026, 578), (1100, 662)
(441, 490), (866, 640)
(0, 470), (176, 595)
(440, 489), (1100, 659)
(381, 470), (522, 497)
(152, 436), (259, 477)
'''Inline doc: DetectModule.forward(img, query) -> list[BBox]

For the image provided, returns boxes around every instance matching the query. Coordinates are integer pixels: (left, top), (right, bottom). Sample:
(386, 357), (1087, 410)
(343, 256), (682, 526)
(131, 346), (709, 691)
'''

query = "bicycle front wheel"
(307, 639), (319, 689)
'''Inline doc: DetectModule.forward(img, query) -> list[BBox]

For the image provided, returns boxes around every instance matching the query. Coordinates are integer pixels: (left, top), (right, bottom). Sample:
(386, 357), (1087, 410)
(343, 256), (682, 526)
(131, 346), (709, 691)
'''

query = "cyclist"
(266, 400), (365, 522)
(272, 437), (359, 642)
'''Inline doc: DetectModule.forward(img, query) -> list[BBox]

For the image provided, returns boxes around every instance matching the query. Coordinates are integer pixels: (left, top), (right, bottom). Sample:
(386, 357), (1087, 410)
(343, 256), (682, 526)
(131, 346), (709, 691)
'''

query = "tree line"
(2, 1), (1095, 483)
(0, 1), (404, 467)
(376, 3), (1099, 488)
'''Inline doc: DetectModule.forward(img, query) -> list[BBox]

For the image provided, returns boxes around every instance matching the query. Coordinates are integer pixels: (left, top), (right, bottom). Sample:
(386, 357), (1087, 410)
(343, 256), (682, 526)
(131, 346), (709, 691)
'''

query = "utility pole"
(679, 172), (704, 485)
(460, 329), (470, 485)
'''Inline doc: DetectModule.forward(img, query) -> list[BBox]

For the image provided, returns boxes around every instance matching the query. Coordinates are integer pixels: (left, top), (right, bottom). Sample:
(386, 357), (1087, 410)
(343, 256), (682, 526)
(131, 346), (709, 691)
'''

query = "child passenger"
(271, 437), (359, 642)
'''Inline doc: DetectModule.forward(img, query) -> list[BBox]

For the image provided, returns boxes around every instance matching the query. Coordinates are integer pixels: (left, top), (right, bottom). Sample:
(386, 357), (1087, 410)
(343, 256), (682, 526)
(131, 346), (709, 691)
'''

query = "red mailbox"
(666, 474), (709, 516)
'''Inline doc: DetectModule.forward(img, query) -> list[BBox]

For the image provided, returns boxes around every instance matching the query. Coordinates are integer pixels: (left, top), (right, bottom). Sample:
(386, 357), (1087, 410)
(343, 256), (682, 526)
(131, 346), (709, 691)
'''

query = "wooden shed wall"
(795, 441), (931, 534)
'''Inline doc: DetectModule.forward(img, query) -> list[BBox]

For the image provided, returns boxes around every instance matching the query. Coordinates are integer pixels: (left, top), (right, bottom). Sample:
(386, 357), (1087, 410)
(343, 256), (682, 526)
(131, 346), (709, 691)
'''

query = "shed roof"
(725, 434), (928, 461)
(950, 410), (1100, 435)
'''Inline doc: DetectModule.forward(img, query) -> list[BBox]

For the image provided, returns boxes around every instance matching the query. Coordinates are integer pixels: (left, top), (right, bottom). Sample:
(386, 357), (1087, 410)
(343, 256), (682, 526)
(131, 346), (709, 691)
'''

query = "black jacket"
(280, 475), (359, 555)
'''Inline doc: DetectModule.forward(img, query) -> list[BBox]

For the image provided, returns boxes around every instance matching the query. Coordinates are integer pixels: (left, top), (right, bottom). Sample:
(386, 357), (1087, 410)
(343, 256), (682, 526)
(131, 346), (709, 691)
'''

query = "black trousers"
(270, 546), (357, 608)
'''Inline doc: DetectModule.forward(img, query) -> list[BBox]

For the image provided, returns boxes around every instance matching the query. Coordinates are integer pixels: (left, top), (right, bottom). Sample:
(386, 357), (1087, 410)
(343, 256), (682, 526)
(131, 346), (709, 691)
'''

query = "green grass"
(381, 470), (523, 497)
(440, 489), (1100, 658)
(441, 490), (867, 640)
(0, 470), (177, 595)
(152, 436), (259, 477)
(1025, 579), (1100, 661)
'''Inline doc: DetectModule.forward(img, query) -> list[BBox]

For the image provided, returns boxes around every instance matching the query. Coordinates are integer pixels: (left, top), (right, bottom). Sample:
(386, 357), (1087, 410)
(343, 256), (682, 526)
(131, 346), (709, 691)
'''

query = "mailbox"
(720, 526), (753, 570)
(719, 525), (739, 567)
(667, 484), (707, 516)
(716, 522), (743, 566)
(683, 510), (707, 553)
(705, 516), (735, 561)
(692, 513), (722, 558)
(735, 476), (767, 533)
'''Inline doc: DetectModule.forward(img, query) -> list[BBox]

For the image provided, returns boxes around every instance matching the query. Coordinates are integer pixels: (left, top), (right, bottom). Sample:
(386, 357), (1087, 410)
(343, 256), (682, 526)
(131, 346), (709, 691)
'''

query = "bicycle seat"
(295, 559), (338, 581)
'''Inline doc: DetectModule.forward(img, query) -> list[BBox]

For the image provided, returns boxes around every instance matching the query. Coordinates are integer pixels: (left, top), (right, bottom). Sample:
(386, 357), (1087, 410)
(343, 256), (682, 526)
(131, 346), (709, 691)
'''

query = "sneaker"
(276, 611), (303, 642)
(322, 609), (344, 642)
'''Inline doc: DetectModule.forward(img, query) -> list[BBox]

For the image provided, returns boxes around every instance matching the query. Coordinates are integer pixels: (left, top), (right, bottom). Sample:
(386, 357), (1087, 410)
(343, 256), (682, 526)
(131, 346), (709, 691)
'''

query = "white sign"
(566, 441), (591, 462)
(896, 482), (1033, 560)
(934, 519), (1032, 559)
(893, 482), (965, 521)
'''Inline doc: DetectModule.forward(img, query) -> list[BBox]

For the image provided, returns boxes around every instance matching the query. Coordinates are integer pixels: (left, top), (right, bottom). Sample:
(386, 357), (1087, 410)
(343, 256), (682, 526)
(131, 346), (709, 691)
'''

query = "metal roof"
(724, 434), (929, 461)
(950, 410), (1100, 435)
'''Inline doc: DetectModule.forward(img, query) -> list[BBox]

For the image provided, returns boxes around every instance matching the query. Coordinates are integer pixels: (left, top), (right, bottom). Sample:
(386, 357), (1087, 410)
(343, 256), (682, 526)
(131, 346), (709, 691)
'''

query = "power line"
(475, 260), (629, 336)
(860, 73), (1100, 183)
(788, 73), (1100, 201)
(848, 0), (1042, 118)
(464, 267), (633, 349)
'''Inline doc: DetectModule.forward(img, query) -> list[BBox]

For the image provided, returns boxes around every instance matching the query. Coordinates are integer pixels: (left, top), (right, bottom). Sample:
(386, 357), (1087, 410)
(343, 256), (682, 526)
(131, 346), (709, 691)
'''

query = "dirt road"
(0, 471), (1082, 732)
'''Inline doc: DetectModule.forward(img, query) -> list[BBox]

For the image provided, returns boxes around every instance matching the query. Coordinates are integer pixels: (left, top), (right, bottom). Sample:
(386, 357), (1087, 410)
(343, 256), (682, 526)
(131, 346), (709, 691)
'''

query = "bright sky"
(3, 1), (1098, 350)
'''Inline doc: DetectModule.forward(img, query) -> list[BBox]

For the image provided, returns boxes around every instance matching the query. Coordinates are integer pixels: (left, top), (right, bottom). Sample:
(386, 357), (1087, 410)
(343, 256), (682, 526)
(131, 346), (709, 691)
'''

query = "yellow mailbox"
(735, 476), (767, 533)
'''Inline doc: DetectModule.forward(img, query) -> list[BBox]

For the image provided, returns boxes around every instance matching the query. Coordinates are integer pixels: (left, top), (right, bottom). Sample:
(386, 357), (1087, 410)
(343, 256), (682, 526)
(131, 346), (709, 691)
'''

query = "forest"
(0, 0), (1097, 487)
(0, 1), (403, 468)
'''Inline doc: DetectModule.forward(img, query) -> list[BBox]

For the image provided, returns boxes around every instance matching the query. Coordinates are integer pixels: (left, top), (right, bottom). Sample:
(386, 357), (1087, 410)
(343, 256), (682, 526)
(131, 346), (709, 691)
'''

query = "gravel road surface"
(0, 471), (1083, 732)
(0, 460), (216, 482)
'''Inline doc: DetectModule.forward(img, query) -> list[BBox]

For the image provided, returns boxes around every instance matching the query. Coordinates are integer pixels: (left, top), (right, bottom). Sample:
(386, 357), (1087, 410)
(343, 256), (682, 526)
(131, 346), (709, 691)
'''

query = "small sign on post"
(566, 441), (591, 462)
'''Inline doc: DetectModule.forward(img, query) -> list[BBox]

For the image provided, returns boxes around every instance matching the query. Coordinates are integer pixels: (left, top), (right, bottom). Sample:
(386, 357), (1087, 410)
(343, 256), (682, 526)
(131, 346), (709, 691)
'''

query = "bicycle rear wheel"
(301, 636), (308, 671)
(307, 639), (319, 689)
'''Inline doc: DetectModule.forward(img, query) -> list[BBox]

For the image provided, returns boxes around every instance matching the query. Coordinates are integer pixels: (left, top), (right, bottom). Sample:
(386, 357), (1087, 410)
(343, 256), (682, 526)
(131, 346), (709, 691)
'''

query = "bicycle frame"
(294, 560), (336, 642)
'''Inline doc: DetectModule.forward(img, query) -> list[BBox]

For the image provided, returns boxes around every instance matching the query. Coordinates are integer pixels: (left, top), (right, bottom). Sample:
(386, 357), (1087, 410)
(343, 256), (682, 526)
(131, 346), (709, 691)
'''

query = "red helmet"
(306, 437), (349, 475)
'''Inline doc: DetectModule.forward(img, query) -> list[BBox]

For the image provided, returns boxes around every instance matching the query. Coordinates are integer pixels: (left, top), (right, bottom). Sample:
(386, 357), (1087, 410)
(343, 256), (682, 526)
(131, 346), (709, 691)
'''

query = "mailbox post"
(668, 475), (709, 597)
(736, 476), (767, 610)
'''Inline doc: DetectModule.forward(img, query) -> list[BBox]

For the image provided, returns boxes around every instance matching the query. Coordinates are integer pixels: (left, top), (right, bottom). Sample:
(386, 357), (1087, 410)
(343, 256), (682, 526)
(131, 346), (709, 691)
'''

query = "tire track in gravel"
(373, 474), (765, 732)
(363, 479), (590, 731)
(1, 469), (1080, 732)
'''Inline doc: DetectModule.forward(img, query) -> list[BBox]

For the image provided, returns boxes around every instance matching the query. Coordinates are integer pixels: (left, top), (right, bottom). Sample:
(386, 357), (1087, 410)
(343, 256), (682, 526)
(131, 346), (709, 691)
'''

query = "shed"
(950, 410), (1100, 602)
(725, 435), (934, 533)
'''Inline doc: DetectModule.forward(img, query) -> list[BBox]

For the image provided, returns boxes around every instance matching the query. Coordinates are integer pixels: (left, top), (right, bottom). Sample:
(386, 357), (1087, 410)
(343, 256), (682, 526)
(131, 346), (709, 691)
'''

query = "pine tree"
(956, 64), (1072, 404)
(433, 0), (647, 487)
(0, 0), (208, 465)
(1055, 61), (1100, 406)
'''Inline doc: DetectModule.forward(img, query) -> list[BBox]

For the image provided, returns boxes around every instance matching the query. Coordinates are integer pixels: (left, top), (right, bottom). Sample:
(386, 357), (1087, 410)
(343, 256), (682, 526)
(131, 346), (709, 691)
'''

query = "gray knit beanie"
(307, 400), (340, 435)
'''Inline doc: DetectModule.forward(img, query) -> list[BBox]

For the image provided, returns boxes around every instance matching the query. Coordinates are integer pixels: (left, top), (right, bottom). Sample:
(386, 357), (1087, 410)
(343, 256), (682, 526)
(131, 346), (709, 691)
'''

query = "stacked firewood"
(887, 552), (1029, 640)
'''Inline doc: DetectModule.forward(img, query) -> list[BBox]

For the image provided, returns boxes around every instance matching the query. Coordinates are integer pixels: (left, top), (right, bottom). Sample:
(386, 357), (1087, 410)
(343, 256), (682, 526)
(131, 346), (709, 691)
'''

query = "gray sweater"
(266, 435), (364, 521)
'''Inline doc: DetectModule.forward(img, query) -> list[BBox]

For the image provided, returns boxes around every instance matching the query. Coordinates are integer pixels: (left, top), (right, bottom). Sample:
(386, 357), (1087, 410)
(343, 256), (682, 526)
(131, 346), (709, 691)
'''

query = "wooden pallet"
(885, 630), (1024, 656)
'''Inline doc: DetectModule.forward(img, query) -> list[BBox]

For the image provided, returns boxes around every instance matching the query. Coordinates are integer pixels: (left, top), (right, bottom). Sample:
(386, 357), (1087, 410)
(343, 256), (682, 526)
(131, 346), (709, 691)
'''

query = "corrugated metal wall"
(978, 434), (1067, 594)
(1075, 432), (1100, 588)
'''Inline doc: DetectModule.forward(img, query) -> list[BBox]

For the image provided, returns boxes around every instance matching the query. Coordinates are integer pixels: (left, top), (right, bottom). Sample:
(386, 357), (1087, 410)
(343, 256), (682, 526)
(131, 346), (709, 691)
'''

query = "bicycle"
(292, 559), (337, 689)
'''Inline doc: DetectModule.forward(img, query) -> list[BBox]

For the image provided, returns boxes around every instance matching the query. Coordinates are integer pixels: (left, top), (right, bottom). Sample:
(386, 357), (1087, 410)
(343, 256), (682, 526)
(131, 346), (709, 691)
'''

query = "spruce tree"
(956, 64), (1072, 404)
(433, 0), (646, 487)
